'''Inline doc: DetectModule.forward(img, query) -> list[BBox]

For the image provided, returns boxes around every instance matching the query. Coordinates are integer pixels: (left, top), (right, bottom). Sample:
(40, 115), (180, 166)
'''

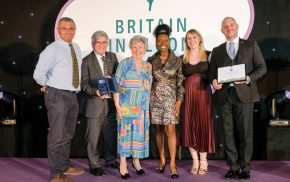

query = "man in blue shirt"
(33, 17), (84, 182)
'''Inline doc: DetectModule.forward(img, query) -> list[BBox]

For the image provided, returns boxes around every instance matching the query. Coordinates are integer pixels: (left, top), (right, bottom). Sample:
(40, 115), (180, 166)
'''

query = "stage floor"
(0, 158), (289, 182)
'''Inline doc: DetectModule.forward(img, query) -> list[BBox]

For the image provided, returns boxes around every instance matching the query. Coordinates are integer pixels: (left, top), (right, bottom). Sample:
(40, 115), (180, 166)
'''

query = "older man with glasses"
(80, 30), (119, 176)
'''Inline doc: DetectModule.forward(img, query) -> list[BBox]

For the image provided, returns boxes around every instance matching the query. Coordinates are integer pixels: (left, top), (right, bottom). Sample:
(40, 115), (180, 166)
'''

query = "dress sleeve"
(176, 59), (185, 102)
(115, 59), (128, 86)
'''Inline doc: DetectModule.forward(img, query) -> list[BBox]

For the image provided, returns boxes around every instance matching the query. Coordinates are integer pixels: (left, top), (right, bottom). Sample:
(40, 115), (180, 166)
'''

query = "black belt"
(47, 86), (77, 94)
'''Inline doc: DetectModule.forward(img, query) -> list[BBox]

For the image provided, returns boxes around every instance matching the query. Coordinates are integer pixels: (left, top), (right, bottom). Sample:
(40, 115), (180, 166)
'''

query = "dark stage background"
(0, 0), (290, 159)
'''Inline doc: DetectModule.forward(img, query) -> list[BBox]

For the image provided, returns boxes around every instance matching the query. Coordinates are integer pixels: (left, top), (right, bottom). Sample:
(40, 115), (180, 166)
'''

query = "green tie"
(69, 44), (79, 88)
(101, 56), (108, 76)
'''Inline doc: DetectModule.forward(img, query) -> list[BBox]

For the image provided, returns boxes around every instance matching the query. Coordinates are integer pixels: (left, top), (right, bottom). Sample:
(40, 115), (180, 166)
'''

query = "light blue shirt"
(226, 37), (239, 55)
(33, 39), (82, 91)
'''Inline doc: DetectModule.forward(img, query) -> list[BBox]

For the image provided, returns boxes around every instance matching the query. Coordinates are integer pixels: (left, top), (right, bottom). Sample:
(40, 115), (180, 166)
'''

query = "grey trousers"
(86, 106), (117, 169)
(44, 87), (79, 178)
(219, 87), (253, 172)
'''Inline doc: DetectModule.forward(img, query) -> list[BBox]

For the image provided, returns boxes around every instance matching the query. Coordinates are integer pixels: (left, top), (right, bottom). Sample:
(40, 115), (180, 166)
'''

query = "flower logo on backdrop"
(56, 0), (254, 60)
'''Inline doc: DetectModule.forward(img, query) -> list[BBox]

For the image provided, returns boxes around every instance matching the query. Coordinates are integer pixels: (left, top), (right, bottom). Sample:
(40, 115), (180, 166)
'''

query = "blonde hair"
(183, 29), (207, 63)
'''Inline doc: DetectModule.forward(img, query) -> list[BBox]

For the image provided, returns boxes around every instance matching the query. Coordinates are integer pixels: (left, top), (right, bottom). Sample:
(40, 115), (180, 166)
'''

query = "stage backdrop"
(56, 0), (254, 59)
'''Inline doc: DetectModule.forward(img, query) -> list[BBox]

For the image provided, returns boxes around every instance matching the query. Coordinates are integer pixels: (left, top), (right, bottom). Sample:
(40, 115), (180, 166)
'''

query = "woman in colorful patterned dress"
(113, 35), (152, 179)
(148, 24), (185, 179)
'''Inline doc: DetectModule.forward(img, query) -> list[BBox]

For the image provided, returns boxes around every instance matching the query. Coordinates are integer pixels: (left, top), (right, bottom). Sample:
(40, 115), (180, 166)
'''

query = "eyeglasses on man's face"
(58, 27), (76, 32)
(95, 41), (108, 45)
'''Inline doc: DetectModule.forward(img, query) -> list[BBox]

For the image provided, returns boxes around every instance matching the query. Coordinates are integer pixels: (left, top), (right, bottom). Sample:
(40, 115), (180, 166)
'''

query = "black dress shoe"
(118, 168), (130, 179)
(156, 161), (167, 173)
(105, 161), (119, 169)
(90, 167), (106, 176)
(239, 171), (250, 180)
(132, 161), (145, 175)
(224, 170), (239, 179)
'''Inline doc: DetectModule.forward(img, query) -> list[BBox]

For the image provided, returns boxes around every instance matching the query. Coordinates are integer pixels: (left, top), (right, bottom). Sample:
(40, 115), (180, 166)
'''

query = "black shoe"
(90, 167), (106, 176)
(118, 168), (130, 179)
(132, 161), (145, 175)
(105, 161), (119, 169)
(224, 170), (239, 179)
(239, 171), (250, 180)
(170, 171), (179, 179)
(156, 161), (167, 173)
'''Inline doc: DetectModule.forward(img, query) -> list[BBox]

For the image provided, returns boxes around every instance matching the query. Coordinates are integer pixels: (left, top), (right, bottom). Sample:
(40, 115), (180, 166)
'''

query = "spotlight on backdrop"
(0, 90), (17, 126)
(267, 88), (290, 127)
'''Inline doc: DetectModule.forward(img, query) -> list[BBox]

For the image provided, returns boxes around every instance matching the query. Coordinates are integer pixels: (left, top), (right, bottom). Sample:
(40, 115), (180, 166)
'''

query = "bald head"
(221, 17), (239, 41)
(221, 17), (237, 27)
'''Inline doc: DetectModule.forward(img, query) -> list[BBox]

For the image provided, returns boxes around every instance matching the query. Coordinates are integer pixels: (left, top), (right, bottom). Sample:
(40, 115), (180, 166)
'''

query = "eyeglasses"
(58, 27), (76, 32)
(95, 41), (108, 45)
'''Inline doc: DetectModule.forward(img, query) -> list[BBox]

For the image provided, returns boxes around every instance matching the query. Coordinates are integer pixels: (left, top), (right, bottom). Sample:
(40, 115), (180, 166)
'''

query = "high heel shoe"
(132, 161), (145, 175)
(190, 159), (199, 175)
(156, 161), (167, 173)
(118, 168), (130, 179)
(198, 160), (208, 175)
(170, 169), (179, 179)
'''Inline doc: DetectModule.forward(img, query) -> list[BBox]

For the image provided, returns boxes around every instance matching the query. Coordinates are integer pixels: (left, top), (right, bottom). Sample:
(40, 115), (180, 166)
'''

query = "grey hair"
(58, 17), (75, 26)
(91, 30), (109, 46)
(129, 35), (147, 50)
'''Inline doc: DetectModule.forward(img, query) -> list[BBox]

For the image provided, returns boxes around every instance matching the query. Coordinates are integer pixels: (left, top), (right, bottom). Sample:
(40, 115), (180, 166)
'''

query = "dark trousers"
(103, 108), (117, 163)
(86, 106), (117, 169)
(219, 87), (253, 172)
(44, 87), (79, 178)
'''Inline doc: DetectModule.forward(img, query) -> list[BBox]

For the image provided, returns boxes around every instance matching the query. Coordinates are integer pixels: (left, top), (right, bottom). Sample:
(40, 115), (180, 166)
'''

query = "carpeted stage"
(0, 158), (289, 182)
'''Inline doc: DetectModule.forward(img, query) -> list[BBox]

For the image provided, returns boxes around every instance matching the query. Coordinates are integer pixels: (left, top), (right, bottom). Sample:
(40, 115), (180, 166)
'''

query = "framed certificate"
(217, 64), (246, 84)
(90, 77), (119, 95)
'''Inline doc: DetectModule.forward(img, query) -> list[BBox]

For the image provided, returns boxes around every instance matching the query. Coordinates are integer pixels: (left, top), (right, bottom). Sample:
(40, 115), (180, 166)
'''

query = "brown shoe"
(51, 174), (72, 182)
(63, 167), (85, 176)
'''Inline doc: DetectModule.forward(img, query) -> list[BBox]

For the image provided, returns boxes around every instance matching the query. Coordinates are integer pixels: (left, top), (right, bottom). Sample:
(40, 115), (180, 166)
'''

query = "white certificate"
(218, 64), (246, 84)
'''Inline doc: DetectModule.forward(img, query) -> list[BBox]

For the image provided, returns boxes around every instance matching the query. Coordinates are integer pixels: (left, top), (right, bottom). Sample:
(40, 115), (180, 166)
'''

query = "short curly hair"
(153, 24), (172, 38)
(129, 35), (147, 50)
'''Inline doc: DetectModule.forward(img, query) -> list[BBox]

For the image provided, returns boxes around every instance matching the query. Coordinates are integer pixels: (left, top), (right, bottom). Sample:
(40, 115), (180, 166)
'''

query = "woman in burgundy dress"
(181, 29), (215, 175)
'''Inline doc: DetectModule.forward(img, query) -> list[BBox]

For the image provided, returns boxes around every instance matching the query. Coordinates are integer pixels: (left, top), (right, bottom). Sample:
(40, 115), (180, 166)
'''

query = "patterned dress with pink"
(115, 57), (152, 158)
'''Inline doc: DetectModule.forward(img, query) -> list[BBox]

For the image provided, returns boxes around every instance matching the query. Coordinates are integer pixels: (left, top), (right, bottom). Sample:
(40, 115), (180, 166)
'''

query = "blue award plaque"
(90, 78), (118, 95)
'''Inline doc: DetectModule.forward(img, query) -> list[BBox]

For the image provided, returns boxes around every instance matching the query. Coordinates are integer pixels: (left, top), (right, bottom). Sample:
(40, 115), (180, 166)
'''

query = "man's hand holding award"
(91, 75), (119, 99)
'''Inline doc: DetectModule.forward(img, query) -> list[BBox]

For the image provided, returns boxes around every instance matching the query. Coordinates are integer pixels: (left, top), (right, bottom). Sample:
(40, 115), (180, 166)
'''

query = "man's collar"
(94, 51), (105, 59)
(226, 37), (239, 44)
(57, 38), (72, 47)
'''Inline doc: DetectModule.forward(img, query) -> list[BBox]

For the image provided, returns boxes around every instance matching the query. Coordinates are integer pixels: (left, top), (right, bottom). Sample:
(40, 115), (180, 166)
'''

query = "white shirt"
(94, 52), (105, 75)
(33, 39), (82, 91)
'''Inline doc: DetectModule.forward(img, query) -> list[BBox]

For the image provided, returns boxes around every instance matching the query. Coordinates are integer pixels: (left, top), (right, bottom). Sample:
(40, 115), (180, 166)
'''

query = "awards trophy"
(90, 77), (119, 98)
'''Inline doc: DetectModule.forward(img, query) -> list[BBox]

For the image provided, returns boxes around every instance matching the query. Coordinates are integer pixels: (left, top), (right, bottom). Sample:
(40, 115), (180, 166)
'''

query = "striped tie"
(69, 44), (79, 88)
(101, 56), (108, 76)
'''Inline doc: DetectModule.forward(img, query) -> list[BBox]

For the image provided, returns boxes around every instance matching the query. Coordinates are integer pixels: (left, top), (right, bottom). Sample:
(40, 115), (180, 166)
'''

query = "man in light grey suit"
(80, 31), (119, 176)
